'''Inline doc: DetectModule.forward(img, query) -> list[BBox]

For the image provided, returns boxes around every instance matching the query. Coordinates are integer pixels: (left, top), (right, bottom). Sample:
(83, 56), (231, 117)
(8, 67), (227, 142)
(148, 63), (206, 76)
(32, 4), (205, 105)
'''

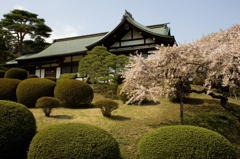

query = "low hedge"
(27, 123), (121, 159)
(4, 67), (28, 80)
(0, 100), (36, 159)
(36, 97), (62, 117)
(0, 78), (21, 101)
(16, 78), (56, 107)
(95, 99), (119, 117)
(54, 79), (93, 107)
(138, 125), (236, 159)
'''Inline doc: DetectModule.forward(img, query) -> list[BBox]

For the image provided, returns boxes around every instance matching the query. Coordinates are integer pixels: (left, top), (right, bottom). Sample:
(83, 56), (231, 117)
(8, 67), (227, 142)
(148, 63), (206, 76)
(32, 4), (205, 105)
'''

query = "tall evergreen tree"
(0, 9), (52, 54)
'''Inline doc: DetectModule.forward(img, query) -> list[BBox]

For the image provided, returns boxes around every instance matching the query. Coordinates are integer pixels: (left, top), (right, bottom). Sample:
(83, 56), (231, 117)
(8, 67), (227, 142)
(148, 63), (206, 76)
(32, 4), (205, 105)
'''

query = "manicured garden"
(1, 67), (240, 159)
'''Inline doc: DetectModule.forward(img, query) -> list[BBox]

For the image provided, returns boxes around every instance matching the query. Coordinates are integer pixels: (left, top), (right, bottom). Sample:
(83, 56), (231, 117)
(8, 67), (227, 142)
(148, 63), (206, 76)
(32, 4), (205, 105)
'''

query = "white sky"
(0, 0), (240, 44)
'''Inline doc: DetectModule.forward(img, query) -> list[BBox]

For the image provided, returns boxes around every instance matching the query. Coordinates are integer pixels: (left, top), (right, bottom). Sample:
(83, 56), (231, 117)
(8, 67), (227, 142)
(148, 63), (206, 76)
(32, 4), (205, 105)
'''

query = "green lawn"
(29, 85), (240, 159)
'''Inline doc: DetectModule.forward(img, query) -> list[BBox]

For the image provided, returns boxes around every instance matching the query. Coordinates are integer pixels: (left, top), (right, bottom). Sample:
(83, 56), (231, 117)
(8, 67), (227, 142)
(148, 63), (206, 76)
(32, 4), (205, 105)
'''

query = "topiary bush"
(0, 78), (21, 101)
(0, 70), (5, 78)
(138, 125), (236, 159)
(56, 73), (77, 83)
(36, 97), (62, 117)
(27, 123), (121, 159)
(45, 76), (57, 82)
(27, 74), (39, 78)
(95, 99), (119, 117)
(4, 67), (28, 80)
(54, 79), (93, 108)
(16, 78), (56, 107)
(0, 100), (36, 159)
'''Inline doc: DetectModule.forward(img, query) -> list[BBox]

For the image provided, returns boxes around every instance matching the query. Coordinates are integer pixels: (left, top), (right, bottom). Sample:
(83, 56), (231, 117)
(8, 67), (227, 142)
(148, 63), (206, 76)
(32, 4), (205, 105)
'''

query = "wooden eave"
(86, 16), (176, 50)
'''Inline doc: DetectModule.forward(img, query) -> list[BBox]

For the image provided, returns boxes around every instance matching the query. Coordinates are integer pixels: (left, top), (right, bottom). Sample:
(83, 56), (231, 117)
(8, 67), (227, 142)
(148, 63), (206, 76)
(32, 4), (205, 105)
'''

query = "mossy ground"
(29, 84), (240, 159)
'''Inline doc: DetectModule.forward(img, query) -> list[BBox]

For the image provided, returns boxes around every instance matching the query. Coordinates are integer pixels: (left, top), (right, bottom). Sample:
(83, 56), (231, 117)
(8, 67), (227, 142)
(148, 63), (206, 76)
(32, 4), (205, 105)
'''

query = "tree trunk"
(85, 74), (91, 83)
(180, 79), (184, 125)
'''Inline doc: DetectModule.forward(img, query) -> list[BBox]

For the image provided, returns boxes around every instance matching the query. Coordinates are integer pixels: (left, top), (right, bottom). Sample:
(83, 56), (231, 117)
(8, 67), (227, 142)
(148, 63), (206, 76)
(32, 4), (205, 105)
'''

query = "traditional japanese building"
(5, 11), (177, 78)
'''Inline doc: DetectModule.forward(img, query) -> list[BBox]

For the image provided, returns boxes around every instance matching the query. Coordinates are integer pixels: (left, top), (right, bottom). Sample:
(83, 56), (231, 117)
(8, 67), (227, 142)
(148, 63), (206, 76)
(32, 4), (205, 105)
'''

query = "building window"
(62, 66), (71, 74)
(72, 65), (78, 73)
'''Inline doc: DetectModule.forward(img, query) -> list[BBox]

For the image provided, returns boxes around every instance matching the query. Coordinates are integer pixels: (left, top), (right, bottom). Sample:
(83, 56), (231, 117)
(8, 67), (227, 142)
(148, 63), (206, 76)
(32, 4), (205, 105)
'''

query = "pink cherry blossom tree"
(121, 24), (240, 125)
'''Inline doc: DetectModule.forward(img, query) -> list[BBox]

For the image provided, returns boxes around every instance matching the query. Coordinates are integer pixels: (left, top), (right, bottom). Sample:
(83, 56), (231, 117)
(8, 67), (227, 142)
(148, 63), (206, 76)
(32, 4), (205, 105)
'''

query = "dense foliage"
(95, 99), (119, 117)
(138, 125), (236, 159)
(4, 67), (28, 80)
(27, 123), (121, 159)
(0, 9), (52, 53)
(0, 78), (21, 101)
(0, 100), (36, 159)
(78, 46), (129, 84)
(54, 79), (93, 107)
(35, 97), (62, 117)
(56, 73), (77, 83)
(16, 78), (56, 107)
(0, 70), (5, 78)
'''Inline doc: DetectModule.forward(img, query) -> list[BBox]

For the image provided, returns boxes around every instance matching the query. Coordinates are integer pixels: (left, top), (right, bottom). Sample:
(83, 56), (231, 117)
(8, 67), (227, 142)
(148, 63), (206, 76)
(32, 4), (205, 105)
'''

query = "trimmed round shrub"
(0, 78), (21, 101)
(0, 70), (5, 78)
(4, 67), (28, 80)
(16, 78), (56, 107)
(45, 76), (57, 82)
(138, 125), (236, 159)
(27, 123), (121, 159)
(95, 99), (119, 117)
(36, 97), (62, 117)
(27, 74), (39, 78)
(169, 78), (191, 102)
(0, 100), (36, 159)
(54, 79), (93, 107)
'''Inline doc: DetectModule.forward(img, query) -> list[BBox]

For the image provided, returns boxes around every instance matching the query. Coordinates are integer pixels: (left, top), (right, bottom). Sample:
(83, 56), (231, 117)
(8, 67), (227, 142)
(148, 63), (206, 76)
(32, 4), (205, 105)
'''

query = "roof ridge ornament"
(123, 10), (134, 20)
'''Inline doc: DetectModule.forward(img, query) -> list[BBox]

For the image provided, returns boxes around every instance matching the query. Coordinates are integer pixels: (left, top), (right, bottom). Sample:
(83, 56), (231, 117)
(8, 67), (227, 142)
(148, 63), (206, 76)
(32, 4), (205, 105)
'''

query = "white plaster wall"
(72, 55), (83, 62)
(64, 57), (71, 62)
(133, 30), (143, 39)
(121, 30), (132, 40)
(41, 64), (50, 68)
(40, 69), (45, 78)
(35, 69), (40, 77)
(56, 67), (61, 78)
(111, 42), (119, 47)
(121, 39), (144, 46)
(146, 38), (155, 43)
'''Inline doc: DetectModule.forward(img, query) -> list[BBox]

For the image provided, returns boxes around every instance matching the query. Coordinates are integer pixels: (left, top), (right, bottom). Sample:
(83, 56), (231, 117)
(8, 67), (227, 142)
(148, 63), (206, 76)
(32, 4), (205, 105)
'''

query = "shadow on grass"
(49, 115), (74, 119)
(63, 103), (97, 109)
(183, 98), (204, 105)
(107, 115), (131, 121)
(147, 112), (240, 146)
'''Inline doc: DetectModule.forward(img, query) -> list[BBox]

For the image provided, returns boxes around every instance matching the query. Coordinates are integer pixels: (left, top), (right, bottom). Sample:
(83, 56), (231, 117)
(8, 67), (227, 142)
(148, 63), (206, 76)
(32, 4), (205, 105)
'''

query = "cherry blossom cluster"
(121, 24), (240, 105)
